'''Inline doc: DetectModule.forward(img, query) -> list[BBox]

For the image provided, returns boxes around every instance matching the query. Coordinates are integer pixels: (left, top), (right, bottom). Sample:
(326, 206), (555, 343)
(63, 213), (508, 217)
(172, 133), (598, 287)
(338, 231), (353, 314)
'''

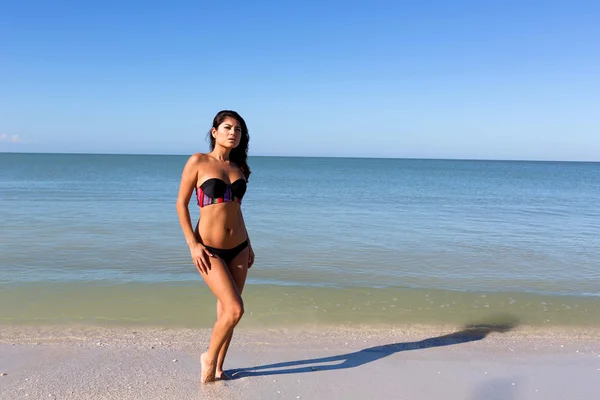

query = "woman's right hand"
(190, 243), (215, 274)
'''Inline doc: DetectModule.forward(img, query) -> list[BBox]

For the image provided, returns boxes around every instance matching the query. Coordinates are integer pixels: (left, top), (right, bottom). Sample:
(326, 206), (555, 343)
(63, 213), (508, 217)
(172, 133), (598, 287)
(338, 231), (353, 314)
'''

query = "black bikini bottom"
(204, 240), (249, 264)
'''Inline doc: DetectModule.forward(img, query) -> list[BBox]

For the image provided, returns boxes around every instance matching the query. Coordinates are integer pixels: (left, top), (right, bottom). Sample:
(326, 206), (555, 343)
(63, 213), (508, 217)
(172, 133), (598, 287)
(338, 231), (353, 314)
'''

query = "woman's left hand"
(248, 244), (255, 268)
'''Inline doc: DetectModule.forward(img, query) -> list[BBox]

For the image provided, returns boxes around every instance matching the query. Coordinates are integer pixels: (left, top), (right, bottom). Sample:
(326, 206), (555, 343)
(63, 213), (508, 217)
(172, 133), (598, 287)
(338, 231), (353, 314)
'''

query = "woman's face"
(212, 117), (242, 149)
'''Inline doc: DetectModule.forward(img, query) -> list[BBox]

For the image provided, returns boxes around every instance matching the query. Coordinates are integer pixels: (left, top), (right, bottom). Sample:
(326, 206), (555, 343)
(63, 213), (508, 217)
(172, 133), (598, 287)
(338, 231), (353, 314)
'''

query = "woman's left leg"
(216, 246), (249, 379)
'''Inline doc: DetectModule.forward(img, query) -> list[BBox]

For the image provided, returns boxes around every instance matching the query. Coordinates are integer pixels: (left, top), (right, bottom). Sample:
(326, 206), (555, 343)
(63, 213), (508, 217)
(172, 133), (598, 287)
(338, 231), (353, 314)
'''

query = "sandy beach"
(1, 323), (599, 399)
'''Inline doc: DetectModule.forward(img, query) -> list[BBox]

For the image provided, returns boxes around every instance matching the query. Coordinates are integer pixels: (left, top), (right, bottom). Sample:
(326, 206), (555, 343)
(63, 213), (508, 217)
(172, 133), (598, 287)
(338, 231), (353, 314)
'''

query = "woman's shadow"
(228, 318), (518, 379)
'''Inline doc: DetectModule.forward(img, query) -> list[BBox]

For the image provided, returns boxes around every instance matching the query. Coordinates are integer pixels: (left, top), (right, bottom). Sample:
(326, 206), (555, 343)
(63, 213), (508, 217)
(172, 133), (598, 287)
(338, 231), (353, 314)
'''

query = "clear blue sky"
(1, 0), (599, 160)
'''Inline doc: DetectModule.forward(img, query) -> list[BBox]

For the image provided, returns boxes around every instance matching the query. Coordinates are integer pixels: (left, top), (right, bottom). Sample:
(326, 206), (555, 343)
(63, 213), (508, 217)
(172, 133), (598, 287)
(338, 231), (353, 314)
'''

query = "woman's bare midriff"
(194, 203), (247, 249)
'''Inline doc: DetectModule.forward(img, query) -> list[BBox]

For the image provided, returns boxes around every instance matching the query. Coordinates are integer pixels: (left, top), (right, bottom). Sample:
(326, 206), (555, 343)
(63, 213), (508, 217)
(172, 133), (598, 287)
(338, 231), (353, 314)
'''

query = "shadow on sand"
(229, 316), (518, 379)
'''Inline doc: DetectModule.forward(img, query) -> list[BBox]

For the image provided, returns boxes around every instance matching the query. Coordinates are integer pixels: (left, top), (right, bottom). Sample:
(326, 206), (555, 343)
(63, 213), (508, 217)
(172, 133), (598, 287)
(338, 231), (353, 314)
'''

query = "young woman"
(176, 110), (254, 383)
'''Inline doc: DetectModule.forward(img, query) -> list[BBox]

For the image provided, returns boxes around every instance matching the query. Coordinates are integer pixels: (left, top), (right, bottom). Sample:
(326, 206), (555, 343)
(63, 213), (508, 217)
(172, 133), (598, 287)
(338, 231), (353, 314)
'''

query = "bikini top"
(196, 178), (247, 208)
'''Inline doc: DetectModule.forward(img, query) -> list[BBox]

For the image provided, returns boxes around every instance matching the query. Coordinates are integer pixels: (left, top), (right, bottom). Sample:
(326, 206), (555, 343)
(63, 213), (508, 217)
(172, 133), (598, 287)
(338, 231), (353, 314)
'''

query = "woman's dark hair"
(208, 110), (251, 181)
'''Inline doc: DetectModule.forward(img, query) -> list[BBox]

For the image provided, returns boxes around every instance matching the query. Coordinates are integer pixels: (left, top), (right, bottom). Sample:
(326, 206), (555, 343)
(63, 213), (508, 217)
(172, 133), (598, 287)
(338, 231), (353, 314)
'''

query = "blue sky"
(1, 0), (599, 160)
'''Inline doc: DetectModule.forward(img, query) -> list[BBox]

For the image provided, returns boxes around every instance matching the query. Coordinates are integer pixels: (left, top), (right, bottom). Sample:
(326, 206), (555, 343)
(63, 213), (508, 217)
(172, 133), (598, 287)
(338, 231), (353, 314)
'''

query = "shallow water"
(1, 153), (599, 327)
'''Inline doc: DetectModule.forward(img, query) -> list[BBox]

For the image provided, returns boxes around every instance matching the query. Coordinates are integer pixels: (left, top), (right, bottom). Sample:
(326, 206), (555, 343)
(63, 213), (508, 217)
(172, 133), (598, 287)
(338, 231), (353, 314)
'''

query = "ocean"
(1, 153), (599, 328)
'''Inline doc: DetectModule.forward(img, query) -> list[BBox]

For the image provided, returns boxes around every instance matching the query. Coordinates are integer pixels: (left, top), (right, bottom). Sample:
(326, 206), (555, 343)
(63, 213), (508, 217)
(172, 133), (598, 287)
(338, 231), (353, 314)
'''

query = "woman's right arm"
(176, 154), (214, 273)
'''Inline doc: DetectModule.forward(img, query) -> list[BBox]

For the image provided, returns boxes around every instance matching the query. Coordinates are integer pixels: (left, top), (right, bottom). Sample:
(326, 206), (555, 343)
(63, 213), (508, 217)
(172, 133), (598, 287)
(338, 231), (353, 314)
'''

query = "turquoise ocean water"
(1, 153), (599, 328)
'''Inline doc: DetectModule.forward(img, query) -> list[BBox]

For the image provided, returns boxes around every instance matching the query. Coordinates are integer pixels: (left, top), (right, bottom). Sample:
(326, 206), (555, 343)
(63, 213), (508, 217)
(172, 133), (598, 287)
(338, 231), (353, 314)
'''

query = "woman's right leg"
(198, 255), (244, 383)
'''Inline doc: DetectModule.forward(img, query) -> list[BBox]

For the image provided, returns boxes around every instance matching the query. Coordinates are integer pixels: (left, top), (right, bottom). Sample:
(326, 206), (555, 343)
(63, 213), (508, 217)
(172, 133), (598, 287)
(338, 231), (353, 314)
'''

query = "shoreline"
(2, 323), (600, 399)
(3, 320), (600, 342)
(4, 282), (600, 329)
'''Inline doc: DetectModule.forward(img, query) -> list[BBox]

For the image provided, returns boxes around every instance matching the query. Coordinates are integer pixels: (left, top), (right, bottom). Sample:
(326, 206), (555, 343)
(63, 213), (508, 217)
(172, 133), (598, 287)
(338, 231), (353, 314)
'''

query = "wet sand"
(1, 324), (599, 399)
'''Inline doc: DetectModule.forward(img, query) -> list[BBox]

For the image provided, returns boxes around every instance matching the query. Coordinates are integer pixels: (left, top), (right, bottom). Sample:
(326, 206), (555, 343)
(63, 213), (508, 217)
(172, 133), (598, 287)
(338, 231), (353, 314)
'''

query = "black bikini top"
(196, 178), (246, 207)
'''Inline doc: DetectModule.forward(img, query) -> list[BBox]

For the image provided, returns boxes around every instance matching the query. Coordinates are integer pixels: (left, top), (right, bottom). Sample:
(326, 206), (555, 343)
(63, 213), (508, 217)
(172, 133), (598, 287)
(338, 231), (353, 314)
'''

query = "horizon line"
(1, 150), (599, 164)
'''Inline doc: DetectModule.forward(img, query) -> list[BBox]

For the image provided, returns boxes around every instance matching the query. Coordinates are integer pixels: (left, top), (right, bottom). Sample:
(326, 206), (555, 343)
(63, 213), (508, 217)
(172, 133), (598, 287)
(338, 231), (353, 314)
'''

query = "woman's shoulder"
(187, 152), (210, 164)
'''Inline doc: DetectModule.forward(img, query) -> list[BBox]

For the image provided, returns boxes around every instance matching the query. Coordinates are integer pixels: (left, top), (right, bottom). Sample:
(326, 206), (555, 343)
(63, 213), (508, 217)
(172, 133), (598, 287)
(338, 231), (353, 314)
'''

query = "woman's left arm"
(241, 211), (254, 268)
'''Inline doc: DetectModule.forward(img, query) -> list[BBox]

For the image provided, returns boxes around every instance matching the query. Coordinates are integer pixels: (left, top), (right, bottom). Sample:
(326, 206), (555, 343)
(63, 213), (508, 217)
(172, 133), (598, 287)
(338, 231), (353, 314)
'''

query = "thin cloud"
(0, 134), (22, 143)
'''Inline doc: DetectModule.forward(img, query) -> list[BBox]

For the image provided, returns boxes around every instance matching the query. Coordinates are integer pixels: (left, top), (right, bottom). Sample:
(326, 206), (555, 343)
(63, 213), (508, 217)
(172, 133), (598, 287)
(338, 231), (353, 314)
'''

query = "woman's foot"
(215, 370), (231, 380)
(200, 353), (216, 384)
